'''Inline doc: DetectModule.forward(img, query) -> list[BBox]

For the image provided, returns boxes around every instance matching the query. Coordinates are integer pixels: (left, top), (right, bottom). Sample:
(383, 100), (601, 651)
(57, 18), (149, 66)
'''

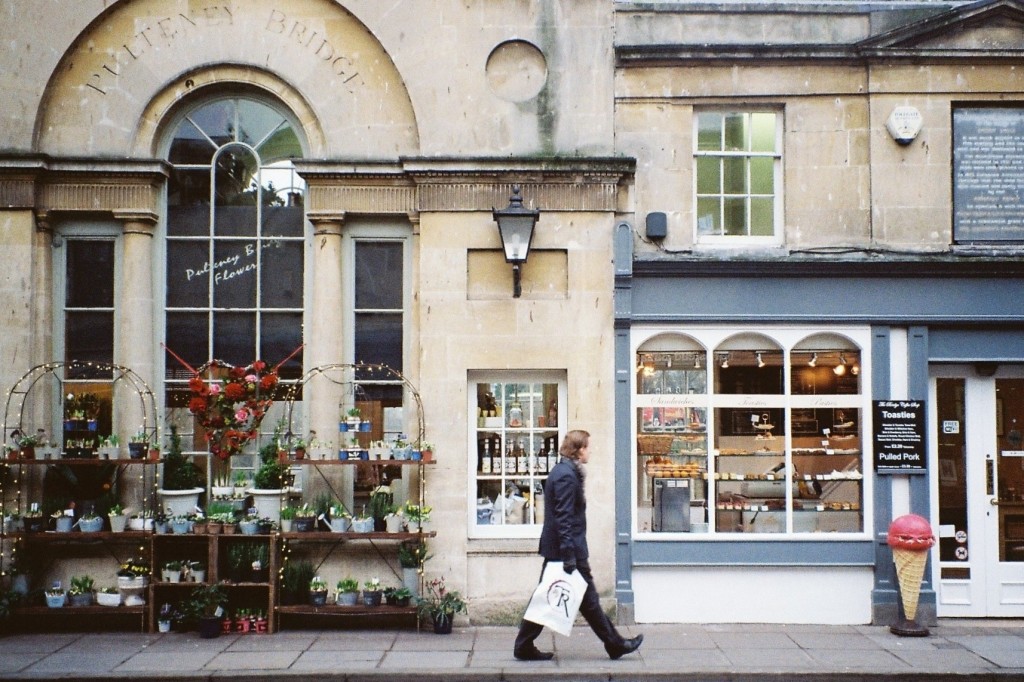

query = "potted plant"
(247, 426), (291, 522)
(402, 502), (432, 532)
(23, 504), (45, 533)
(345, 407), (361, 430)
(186, 582), (228, 638)
(369, 485), (394, 532)
(238, 512), (260, 535)
(78, 510), (103, 533)
(108, 503), (127, 532)
(157, 603), (173, 632)
(292, 437), (306, 460)
(232, 470), (249, 498)
(45, 585), (66, 609)
(416, 577), (467, 634)
(419, 441), (435, 463)
(53, 509), (74, 533)
(16, 431), (41, 460)
(67, 575), (95, 607)
(279, 505), (297, 532)
(96, 586), (121, 607)
(292, 503), (316, 532)
(251, 544), (269, 582)
(163, 560), (183, 583)
(308, 577), (329, 606)
(335, 577), (359, 606)
(280, 560), (315, 605)
(158, 425), (204, 517)
(97, 435), (120, 460)
(362, 577), (383, 607)
(328, 503), (351, 533)
(384, 585), (413, 607)
(128, 432), (149, 459)
(398, 540), (431, 597)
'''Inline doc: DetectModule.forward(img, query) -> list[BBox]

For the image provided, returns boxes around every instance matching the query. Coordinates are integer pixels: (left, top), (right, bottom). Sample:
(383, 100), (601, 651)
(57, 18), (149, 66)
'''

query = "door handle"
(991, 498), (1000, 506)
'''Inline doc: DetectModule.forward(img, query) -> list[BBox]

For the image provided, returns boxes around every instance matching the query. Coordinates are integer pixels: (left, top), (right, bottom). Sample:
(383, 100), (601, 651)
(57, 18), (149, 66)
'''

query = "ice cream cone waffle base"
(893, 547), (928, 620)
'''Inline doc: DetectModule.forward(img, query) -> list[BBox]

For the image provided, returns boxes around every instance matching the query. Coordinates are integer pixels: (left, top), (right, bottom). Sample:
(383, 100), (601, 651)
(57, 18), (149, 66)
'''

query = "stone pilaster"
(115, 214), (157, 437)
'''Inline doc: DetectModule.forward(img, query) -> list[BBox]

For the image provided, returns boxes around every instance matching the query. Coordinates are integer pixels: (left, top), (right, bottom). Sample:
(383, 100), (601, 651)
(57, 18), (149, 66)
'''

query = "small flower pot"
(170, 520), (190, 534)
(432, 613), (454, 634)
(158, 619), (172, 633)
(198, 615), (221, 639)
(309, 590), (329, 607)
(55, 516), (74, 533)
(221, 522), (237, 534)
(362, 590), (382, 607)
(128, 442), (146, 459)
(68, 592), (93, 607)
(239, 521), (259, 535)
(336, 591), (358, 606)
(79, 516), (103, 533)
(109, 514), (128, 533)
(96, 591), (121, 607)
(293, 516), (316, 533)
(45, 593), (66, 608)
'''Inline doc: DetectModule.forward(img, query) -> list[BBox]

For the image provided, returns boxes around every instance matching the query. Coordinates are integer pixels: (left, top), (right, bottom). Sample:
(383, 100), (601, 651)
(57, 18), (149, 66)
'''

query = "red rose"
(188, 396), (207, 413)
(260, 374), (278, 391)
(188, 376), (205, 392)
(252, 360), (267, 372)
(224, 383), (246, 400)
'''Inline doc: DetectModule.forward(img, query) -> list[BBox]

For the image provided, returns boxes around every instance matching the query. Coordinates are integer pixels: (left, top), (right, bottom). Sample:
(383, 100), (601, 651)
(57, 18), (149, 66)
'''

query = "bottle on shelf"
(491, 439), (502, 475)
(516, 438), (528, 475)
(505, 440), (517, 475)
(481, 440), (492, 474)
(546, 437), (558, 471)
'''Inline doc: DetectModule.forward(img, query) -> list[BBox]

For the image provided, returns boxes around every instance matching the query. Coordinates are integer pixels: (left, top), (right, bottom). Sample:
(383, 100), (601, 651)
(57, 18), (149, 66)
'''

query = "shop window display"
(470, 373), (564, 538)
(634, 331), (866, 536)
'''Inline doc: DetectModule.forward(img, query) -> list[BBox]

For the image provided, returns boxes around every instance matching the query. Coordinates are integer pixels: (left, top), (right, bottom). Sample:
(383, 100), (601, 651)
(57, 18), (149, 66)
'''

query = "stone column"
(308, 217), (347, 503)
(115, 213), (157, 439)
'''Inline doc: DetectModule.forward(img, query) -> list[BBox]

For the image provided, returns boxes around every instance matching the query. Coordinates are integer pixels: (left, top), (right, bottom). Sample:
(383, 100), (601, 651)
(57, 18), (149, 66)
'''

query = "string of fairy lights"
(1, 358), (430, 619)
(0, 360), (158, 582)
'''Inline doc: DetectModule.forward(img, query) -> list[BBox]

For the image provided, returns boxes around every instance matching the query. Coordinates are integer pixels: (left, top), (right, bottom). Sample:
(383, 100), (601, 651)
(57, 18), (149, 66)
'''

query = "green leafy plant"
(309, 577), (328, 592)
(398, 540), (432, 569)
(185, 582), (228, 618)
(162, 425), (203, 490)
(369, 485), (394, 522)
(279, 505), (297, 521)
(68, 575), (94, 596)
(416, 577), (467, 620)
(336, 577), (359, 593)
(281, 560), (315, 596)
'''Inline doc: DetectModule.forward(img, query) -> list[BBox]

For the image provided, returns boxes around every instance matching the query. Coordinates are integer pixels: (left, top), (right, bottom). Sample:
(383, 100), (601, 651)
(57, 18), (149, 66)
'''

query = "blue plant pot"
(79, 517), (103, 533)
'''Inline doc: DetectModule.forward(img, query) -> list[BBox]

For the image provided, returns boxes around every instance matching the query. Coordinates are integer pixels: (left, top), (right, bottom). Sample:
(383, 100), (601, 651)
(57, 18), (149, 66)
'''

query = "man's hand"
(563, 560), (577, 575)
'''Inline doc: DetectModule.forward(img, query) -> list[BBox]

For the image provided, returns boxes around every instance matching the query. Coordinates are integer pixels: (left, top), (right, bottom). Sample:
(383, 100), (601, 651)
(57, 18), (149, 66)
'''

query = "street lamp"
(492, 185), (539, 298)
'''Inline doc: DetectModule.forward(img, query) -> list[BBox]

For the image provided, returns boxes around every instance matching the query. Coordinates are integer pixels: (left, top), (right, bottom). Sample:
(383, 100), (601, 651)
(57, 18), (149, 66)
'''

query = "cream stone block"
(0, 210), (35, 412)
(870, 64), (1024, 95)
(874, 206), (952, 247)
(787, 97), (870, 134)
(467, 250), (567, 300)
(617, 65), (866, 99)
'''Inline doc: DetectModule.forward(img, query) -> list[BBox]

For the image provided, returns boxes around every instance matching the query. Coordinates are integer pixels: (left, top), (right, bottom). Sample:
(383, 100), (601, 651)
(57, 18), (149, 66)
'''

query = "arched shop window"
(161, 95), (306, 454)
(634, 328), (868, 537)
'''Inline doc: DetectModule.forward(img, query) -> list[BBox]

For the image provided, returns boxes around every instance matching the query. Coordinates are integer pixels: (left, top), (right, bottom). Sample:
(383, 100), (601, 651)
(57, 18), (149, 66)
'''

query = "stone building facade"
(1, 0), (1023, 627)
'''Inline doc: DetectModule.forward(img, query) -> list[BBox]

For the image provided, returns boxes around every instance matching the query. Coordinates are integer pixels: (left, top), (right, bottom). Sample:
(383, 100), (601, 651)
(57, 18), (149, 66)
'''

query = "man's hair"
(559, 429), (590, 460)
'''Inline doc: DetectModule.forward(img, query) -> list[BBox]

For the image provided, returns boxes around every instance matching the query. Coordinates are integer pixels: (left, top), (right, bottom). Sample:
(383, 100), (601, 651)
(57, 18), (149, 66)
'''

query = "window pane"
(66, 241), (113, 307)
(723, 113), (747, 151)
(167, 240), (211, 308)
(166, 312), (209, 379)
(696, 157), (721, 195)
(723, 197), (747, 236)
(260, 241), (303, 308)
(696, 197), (720, 235)
(714, 350), (784, 394)
(258, 124), (303, 164)
(750, 198), (774, 237)
(722, 156), (747, 194)
(750, 157), (774, 195)
(261, 312), (303, 379)
(65, 311), (113, 365)
(212, 241), (257, 308)
(212, 312), (256, 365)
(262, 206), (304, 238)
(190, 100), (235, 147)
(355, 312), (402, 372)
(697, 113), (722, 151)
(750, 113), (777, 152)
(168, 168), (211, 236)
(214, 147), (259, 237)
(236, 99), (284, 149)
(355, 243), (403, 309)
(169, 118), (216, 165)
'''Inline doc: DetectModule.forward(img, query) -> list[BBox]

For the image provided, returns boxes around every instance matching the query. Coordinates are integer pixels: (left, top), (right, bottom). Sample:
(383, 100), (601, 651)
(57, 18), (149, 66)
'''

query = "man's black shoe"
(605, 634), (643, 660)
(514, 647), (555, 661)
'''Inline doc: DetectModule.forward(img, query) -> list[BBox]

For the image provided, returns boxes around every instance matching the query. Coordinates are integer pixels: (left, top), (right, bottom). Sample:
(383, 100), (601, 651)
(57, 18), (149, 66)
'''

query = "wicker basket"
(637, 434), (674, 455)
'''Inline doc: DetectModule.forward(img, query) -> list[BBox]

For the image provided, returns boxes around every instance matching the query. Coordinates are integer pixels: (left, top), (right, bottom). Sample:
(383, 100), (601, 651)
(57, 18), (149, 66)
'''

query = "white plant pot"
(385, 514), (405, 533)
(246, 488), (285, 523)
(109, 514), (128, 533)
(96, 591), (121, 607)
(402, 567), (420, 598)
(158, 488), (204, 518)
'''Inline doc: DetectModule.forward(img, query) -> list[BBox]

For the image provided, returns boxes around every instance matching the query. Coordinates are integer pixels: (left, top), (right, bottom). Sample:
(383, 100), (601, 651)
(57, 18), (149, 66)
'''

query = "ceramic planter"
(96, 591), (121, 607)
(336, 591), (358, 606)
(45, 593), (66, 608)
(109, 514), (128, 532)
(68, 592), (93, 607)
(157, 488), (204, 518)
(309, 590), (329, 606)
(79, 516), (103, 533)
(362, 590), (382, 607)
(55, 516), (74, 532)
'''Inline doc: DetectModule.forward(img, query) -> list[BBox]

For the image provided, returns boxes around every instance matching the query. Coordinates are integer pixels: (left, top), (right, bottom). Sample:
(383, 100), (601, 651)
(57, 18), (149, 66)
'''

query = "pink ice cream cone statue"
(887, 513), (936, 636)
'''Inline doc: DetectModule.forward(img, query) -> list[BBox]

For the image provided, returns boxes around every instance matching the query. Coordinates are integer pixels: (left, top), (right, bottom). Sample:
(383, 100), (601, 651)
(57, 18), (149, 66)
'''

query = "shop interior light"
(808, 353), (818, 367)
(834, 353), (848, 376)
(642, 354), (656, 375)
(756, 352), (766, 368)
(720, 353), (730, 369)
(693, 353), (701, 369)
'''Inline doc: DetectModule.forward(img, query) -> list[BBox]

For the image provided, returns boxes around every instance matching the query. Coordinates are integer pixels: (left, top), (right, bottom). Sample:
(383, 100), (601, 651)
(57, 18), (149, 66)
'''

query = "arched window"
(163, 96), (306, 384)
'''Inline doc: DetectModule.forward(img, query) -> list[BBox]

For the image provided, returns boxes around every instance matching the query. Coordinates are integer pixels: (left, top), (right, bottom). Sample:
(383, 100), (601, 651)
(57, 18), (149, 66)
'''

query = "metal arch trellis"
(1, 360), (159, 579)
(279, 363), (426, 446)
(2, 360), (159, 449)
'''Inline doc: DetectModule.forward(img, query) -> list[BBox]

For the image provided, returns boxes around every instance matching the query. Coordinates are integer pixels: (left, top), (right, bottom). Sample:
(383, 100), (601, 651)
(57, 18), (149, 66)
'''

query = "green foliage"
(398, 540), (431, 569)
(281, 559), (315, 595)
(185, 582), (227, 618)
(162, 425), (203, 490)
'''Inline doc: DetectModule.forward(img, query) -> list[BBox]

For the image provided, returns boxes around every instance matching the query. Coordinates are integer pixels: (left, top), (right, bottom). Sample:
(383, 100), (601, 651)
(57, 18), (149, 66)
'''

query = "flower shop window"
(633, 327), (870, 538)
(469, 371), (565, 539)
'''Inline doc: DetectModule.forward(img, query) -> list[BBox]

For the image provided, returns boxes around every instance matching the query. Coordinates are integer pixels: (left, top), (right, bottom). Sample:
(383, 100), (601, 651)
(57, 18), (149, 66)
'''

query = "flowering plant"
(415, 577), (467, 619)
(187, 360), (279, 459)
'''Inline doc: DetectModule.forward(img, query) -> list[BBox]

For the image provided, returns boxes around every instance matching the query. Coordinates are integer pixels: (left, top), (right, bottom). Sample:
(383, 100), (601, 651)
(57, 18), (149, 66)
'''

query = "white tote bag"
(523, 561), (588, 636)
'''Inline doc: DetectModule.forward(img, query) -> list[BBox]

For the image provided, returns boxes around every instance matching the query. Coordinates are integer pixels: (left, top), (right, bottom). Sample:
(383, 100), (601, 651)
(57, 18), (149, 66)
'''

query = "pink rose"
(245, 374), (258, 383)
(235, 409), (249, 422)
(209, 383), (222, 395)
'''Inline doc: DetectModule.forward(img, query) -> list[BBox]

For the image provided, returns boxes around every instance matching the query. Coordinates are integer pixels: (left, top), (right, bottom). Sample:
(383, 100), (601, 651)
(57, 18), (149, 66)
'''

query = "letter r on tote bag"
(523, 562), (588, 636)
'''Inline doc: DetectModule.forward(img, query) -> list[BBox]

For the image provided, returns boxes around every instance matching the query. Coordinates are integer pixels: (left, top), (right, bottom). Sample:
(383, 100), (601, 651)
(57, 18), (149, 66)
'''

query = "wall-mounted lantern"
(492, 185), (540, 298)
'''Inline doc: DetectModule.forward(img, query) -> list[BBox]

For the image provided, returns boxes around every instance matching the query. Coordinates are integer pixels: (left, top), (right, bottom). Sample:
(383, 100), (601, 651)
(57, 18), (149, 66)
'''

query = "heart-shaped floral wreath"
(187, 360), (279, 460)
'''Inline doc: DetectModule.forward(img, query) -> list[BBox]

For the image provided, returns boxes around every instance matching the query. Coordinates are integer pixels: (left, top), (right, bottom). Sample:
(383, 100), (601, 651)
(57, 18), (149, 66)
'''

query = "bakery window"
(469, 371), (566, 539)
(694, 109), (782, 246)
(634, 328), (868, 537)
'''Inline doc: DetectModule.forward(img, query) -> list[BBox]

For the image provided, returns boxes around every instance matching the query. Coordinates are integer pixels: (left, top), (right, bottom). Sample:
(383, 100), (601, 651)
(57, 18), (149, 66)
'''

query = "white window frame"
(693, 109), (784, 247)
(467, 369), (567, 539)
(630, 325), (873, 541)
